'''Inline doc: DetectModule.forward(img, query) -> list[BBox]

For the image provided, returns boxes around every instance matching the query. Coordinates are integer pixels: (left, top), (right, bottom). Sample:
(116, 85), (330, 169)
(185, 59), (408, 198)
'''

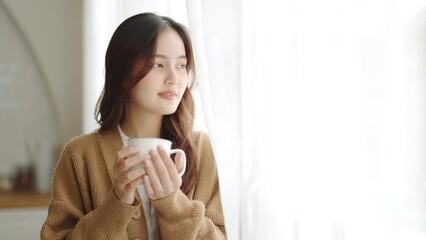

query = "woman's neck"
(120, 113), (163, 138)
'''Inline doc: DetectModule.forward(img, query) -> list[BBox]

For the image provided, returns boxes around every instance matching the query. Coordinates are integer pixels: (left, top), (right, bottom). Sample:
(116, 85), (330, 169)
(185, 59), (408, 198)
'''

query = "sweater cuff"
(93, 190), (141, 238)
(152, 190), (204, 220)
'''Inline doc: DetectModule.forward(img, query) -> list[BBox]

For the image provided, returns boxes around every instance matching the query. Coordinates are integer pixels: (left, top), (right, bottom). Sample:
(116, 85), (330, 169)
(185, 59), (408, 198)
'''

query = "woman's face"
(128, 27), (189, 117)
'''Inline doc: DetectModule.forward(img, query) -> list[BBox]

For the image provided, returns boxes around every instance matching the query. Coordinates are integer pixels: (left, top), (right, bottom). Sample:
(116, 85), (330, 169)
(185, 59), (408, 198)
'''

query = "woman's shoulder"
(61, 131), (101, 155)
(191, 131), (212, 149)
(65, 131), (100, 146)
(191, 131), (215, 162)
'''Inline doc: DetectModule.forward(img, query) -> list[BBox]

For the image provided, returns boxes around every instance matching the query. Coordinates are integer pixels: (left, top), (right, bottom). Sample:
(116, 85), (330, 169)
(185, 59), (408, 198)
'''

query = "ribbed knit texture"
(40, 129), (226, 240)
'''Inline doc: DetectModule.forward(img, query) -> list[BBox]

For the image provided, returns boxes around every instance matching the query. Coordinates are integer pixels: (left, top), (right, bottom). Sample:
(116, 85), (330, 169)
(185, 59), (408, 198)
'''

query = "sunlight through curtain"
(187, 0), (426, 239)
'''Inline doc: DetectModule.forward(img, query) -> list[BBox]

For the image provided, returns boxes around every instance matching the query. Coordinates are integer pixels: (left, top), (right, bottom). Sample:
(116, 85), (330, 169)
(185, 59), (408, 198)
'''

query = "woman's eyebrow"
(155, 54), (187, 59)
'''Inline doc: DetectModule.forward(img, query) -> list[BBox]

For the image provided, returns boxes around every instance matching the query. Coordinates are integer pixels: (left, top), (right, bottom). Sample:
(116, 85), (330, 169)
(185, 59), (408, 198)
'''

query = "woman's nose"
(166, 68), (179, 85)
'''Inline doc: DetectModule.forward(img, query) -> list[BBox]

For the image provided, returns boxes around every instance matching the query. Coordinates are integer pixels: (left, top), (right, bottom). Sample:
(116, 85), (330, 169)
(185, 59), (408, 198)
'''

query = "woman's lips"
(158, 90), (177, 100)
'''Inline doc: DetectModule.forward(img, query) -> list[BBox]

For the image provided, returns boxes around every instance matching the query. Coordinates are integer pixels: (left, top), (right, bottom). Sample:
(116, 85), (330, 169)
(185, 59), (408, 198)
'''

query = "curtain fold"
(186, 1), (243, 239)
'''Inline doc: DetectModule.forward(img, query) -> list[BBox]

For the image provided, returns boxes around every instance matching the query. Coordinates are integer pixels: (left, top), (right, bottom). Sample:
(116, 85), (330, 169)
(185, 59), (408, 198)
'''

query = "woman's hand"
(143, 146), (183, 200)
(113, 147), (148, 205)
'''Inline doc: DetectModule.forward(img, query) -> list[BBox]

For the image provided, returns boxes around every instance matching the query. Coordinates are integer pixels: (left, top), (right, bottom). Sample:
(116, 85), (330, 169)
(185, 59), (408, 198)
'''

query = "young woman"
(41, 12), (226, 240)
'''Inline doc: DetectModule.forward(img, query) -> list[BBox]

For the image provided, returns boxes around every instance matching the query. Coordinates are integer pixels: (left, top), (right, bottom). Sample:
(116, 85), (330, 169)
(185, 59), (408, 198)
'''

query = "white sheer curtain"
(84, 0), (426, 239)
(187, 0), (426, 239)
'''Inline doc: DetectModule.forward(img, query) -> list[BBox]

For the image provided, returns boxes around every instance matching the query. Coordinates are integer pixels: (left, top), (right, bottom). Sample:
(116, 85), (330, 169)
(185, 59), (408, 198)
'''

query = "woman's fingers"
(143, 174), (154, 197)
(174, 151), (184, 174)
(143, 146), (182, 200)
(117, 148), (149, 170)
(144, 154), (162, 192)
(159, 147), (181, 185)
(119, 167), (146, 187)
(113, 147), (150, 204)
(152, 147), (173, 184)
(116, 147), (139, 161)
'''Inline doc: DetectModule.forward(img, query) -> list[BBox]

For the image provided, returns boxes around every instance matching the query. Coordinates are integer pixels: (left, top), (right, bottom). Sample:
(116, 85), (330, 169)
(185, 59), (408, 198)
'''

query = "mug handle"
(170, 149), (186, 177)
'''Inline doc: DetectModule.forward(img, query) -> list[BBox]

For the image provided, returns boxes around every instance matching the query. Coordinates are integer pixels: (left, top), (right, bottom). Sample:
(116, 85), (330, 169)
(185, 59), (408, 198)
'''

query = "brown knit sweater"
(40, 129), (226, 239)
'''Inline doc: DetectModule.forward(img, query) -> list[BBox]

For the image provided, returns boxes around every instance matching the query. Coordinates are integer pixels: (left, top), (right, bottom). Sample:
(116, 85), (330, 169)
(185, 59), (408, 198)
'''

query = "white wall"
(2, 0), (83, 144)
(0, 208), (48, 239)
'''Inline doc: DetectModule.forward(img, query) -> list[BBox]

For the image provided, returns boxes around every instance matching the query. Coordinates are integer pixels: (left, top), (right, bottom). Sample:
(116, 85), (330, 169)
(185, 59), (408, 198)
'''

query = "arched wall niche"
(0, 2), (59, 179)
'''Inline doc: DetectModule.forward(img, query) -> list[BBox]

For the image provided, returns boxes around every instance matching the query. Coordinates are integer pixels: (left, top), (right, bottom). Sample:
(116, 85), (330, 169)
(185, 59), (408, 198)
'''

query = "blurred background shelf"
(0, 190), (50, 209)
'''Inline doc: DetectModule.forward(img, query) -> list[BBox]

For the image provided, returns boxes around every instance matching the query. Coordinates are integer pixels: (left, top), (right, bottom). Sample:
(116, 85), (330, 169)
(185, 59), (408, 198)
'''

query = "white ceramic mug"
(128, 138), (186, 176)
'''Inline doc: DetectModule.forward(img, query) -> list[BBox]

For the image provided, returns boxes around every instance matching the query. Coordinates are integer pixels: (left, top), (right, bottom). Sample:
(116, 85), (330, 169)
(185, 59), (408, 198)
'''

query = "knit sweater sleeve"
(40, 140), (140, 240)
(152, 132), (226, 239)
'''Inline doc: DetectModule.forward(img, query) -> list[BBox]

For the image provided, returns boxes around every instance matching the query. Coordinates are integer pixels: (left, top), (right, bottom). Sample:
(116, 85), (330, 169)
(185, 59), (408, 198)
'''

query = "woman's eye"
(153, 64), (163, 68)
(178, 64), (187, 69)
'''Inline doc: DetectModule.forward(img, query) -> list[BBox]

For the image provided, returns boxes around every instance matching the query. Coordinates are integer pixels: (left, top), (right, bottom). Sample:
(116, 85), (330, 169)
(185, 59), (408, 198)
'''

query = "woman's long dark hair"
(95, 12), (198, 194)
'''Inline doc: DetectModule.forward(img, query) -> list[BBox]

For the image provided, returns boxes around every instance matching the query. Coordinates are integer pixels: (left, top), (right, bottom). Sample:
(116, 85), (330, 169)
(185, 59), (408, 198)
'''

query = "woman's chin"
(162, 108), (178, 116)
